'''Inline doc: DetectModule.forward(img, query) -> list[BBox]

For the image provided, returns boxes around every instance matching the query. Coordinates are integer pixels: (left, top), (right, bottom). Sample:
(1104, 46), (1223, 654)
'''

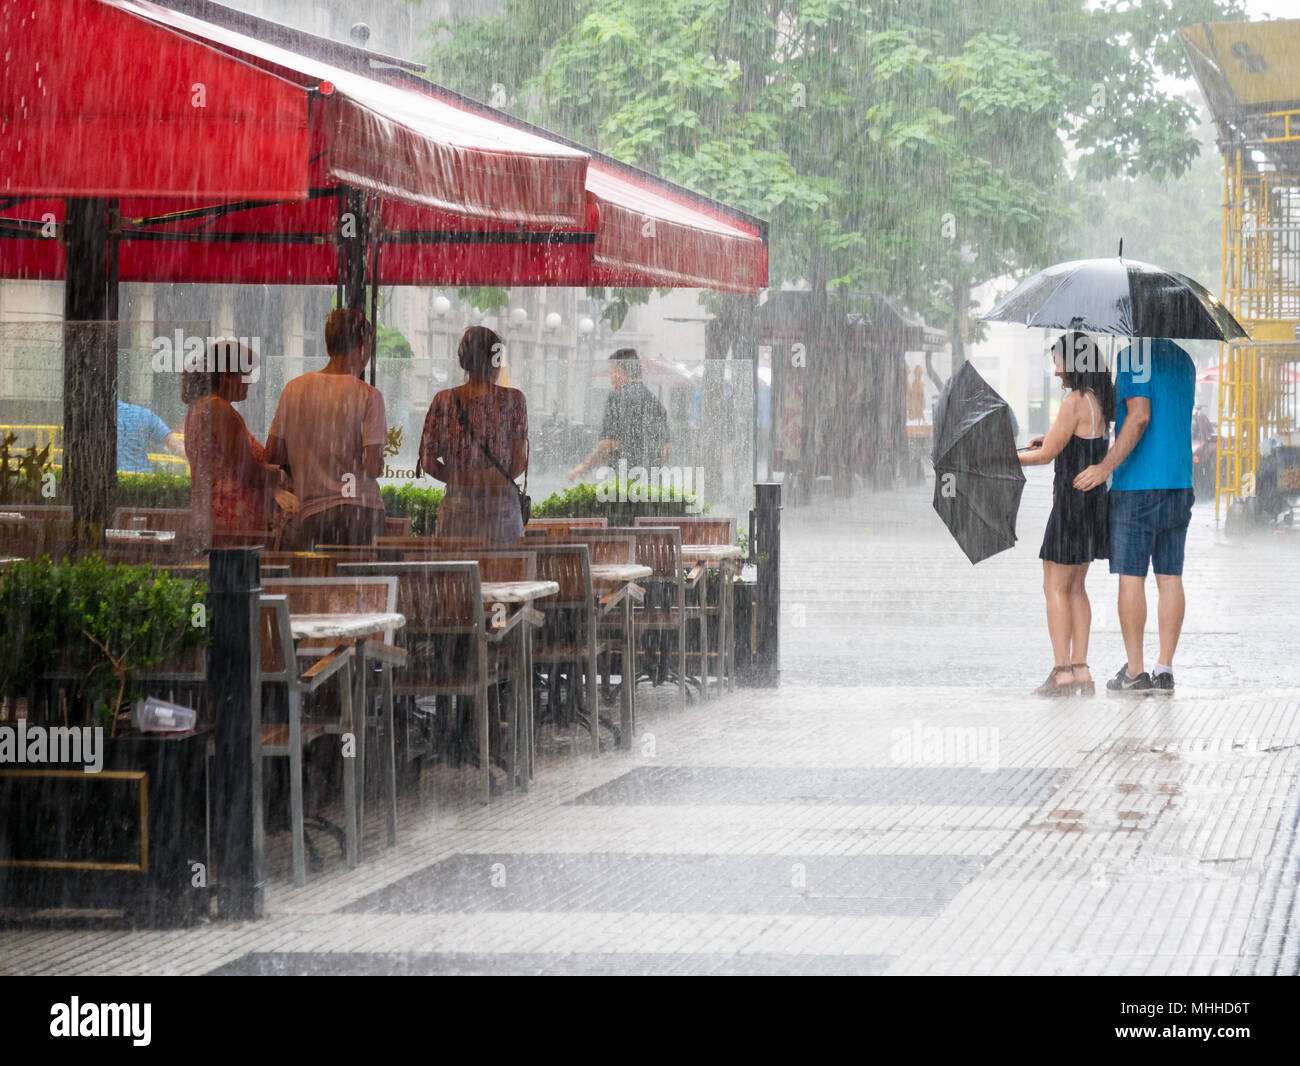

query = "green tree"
(423, 0), (1244, 323)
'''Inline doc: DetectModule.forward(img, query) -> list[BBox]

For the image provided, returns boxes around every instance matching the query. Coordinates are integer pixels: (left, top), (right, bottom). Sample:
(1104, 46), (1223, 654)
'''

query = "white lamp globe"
(433, 294), (452, 317)
(578, 316), (595, 335)
(544, 311), (563, 332)
(509, 307), (528, 329)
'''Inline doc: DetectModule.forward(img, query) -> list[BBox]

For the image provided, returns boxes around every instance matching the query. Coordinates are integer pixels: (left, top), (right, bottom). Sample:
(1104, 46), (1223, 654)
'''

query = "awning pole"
(62, 197), (118, 550)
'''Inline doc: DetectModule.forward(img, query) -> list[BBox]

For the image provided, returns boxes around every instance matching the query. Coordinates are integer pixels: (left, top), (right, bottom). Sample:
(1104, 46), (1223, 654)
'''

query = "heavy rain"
(0, 0), (1299, 1028)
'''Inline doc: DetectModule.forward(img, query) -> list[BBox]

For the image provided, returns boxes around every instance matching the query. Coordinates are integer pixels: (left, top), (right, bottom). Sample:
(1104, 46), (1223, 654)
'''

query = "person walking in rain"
(1019, 332), (1114, 697)
(1073, 337), (1196, 694)
(568, 348), (670, 482)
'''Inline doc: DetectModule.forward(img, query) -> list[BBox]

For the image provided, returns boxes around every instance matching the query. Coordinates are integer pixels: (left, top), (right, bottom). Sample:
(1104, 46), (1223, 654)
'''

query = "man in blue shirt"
(1074, 338), (1196, 694)
(117, 400), (184, 474)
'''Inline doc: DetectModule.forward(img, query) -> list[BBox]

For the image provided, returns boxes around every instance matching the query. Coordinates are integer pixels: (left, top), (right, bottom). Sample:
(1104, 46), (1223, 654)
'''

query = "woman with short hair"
(419, 326), (529, 545)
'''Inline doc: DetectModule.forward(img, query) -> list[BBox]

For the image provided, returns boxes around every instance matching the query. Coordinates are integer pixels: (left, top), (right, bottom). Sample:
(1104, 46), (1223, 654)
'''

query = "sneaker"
(1106, 665), (1154, 694)
(1151, 670), (1174, 693)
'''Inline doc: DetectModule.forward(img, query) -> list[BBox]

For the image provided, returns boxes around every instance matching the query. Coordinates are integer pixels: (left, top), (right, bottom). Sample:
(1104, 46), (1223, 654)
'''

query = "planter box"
(0, 729), (209, 927)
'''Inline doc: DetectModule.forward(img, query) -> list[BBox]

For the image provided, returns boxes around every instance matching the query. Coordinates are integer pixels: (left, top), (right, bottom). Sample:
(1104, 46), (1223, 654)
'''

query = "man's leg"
(1117, 575), (1147, 677)
(1150, 488), (1193, 672)
(1154, 574), (1185, 668)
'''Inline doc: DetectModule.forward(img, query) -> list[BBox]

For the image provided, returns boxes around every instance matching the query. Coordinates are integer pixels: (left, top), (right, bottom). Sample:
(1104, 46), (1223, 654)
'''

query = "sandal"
(1034, 666), (1076, 698)
(1071, 663), (1094, 697)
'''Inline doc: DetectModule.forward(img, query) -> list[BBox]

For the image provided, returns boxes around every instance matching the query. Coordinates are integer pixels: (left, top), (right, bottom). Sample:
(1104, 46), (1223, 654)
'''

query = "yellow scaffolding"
(1183, 19), (1300, 519)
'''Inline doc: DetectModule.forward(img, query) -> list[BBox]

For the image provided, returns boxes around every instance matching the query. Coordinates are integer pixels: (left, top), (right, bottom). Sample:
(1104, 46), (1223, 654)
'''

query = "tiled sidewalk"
(2, 473), (1298, 975)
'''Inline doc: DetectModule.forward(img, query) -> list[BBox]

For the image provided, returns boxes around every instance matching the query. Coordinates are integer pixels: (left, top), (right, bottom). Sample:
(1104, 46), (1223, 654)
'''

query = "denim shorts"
(1108, 488), (1195, 577)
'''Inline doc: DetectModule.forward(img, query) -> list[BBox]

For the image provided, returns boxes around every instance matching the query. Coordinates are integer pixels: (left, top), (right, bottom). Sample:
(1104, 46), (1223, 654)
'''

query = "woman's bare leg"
(1069, 563), (1092, 682)
(1042, 561), (1074, 680)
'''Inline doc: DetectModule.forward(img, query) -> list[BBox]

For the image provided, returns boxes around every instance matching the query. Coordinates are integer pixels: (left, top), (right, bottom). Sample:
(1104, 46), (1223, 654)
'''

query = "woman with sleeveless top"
(420, 326), (529, 546)
(1019, 331), (1115, 697)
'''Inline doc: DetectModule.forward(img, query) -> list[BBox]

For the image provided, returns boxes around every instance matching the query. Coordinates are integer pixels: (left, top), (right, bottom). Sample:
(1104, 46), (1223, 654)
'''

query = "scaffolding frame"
(1216, 112), (1300, 519)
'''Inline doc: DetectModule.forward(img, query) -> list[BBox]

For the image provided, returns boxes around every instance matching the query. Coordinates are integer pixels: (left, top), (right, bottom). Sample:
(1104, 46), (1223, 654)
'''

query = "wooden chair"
(257, 594), (355, 886)
(384, 516), (412, 537)
(633, 517), (737, 693)
(261, 576), (406, 852)
(0, 516), (45, 559)
(337, 561), (527, 804)
(428, 550), (537, 582)
(539, 532), (636, 564)
(260, 551), (342, 578)
(211, 529), (275, 549)
(529, 544), (617, 753)
(525, 517), (608, 537)
(627, 526), (698, 708)
(110, 506), (194, 533)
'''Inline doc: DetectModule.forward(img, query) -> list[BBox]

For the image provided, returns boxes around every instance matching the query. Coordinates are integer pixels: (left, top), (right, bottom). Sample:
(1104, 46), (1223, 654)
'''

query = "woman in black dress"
(1019, 332), (1115, 697)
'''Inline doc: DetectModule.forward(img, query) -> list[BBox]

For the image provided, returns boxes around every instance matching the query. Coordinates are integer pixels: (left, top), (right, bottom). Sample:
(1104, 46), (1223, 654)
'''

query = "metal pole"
(753, 481), (781, 686)
(211, 548), (265, 920)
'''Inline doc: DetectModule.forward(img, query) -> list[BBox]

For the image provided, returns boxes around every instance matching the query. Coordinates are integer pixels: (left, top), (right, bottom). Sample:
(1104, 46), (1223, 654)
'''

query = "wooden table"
(590, 564), (651, 748)
(479, 580), (558, 792)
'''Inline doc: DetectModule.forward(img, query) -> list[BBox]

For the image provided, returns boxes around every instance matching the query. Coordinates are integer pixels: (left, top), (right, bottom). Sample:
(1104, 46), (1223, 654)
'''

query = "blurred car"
(1191, 407), (1216, 493)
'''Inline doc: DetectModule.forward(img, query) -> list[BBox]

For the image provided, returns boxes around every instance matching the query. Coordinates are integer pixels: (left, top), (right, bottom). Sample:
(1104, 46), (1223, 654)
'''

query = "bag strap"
(453, 390), (525, 496)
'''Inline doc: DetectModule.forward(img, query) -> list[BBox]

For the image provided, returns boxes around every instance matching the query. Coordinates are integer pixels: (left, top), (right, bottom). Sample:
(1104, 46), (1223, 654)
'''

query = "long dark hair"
(458, 326), (504, 382)
(1052, 331), (1115, 425)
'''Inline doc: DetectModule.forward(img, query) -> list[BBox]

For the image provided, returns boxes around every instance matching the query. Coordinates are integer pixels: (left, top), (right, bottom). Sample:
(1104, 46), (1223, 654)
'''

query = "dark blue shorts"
(1109, 488), (1195, 577)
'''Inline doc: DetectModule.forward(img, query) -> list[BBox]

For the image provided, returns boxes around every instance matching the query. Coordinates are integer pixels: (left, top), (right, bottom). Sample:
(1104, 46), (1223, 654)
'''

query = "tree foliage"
(422, 0), (1244, 323)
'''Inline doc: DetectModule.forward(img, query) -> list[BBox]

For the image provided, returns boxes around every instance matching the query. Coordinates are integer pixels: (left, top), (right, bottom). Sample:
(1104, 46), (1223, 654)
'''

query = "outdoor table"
(679, 545), (743, 697)
(480, 580), (558, 788)
(106, 528), (177, 543)
(590, 564), (651, 749)
(288, 610), (406, 867)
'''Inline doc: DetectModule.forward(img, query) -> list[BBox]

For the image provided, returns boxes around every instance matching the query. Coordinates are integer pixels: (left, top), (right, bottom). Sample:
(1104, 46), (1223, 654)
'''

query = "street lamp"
(432, 294), (451, 318)
(578, 316), (595, 335)
(509, 306), (528, 330)
(544, 311), (563, 333)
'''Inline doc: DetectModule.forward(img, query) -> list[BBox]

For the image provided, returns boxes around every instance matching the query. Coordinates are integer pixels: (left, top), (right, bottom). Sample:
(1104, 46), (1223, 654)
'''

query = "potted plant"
(0, 556), (211, 925)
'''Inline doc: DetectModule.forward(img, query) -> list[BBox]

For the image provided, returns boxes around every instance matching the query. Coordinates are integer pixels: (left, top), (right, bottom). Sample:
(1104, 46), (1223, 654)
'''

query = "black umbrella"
(983, 251), (1248, 341)
(932, 362), (1026, 565)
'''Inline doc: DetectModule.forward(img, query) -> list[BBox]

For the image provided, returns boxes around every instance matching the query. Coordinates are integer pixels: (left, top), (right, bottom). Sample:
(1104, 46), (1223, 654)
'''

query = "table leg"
(620, 593), (634, 749)
(352, 637), (367, 864)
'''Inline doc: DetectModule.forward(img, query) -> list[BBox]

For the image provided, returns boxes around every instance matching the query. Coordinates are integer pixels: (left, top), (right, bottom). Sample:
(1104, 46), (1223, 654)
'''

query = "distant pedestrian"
(1073, 337), (1196, 694)
(116, 399), (184, 473)
(569, 348), (670, 482)
(1019, 333), (1113, 697)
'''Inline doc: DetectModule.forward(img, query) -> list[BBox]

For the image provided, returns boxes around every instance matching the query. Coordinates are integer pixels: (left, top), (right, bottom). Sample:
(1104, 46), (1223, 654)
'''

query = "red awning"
(0, 0), (768, 293)
(1, 0), (589, 223)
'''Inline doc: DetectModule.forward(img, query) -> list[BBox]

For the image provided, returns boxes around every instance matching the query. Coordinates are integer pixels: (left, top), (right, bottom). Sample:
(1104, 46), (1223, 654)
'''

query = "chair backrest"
(530, 543), (594, 610)
(212, 529), (273, 549)
(257, 594), (294, 682)
(541, 534), (635, 564)
(337, 560), (484, 636)
(629, 526), (684, 580)
(111, 507), (193, 533)
(261, 575), (400, 645)
(384, 516), (412, 537)
(633, 516), (735, 545)
(525, 517), (608, 537)
(429, 550), (536, 582)
(0, 517), (45, 559)
(260, 551), (340, 577)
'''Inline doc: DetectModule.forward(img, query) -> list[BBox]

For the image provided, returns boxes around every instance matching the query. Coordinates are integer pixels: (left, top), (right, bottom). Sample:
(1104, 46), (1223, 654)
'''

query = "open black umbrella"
(932, 362), (1025, 564)
(983, 252), (1248, 341)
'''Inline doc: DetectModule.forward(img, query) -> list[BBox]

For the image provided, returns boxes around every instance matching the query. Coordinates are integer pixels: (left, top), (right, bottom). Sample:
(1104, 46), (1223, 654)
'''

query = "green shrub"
(115, 471), (192, 510)
(532, 480), (708, 518)
(0, 556), (209, 728)
(380, 484), (443, 535)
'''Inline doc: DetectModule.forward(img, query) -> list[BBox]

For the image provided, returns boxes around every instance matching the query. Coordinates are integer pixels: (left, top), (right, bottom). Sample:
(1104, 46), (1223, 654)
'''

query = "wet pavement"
(3, 467), (1299, 975)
